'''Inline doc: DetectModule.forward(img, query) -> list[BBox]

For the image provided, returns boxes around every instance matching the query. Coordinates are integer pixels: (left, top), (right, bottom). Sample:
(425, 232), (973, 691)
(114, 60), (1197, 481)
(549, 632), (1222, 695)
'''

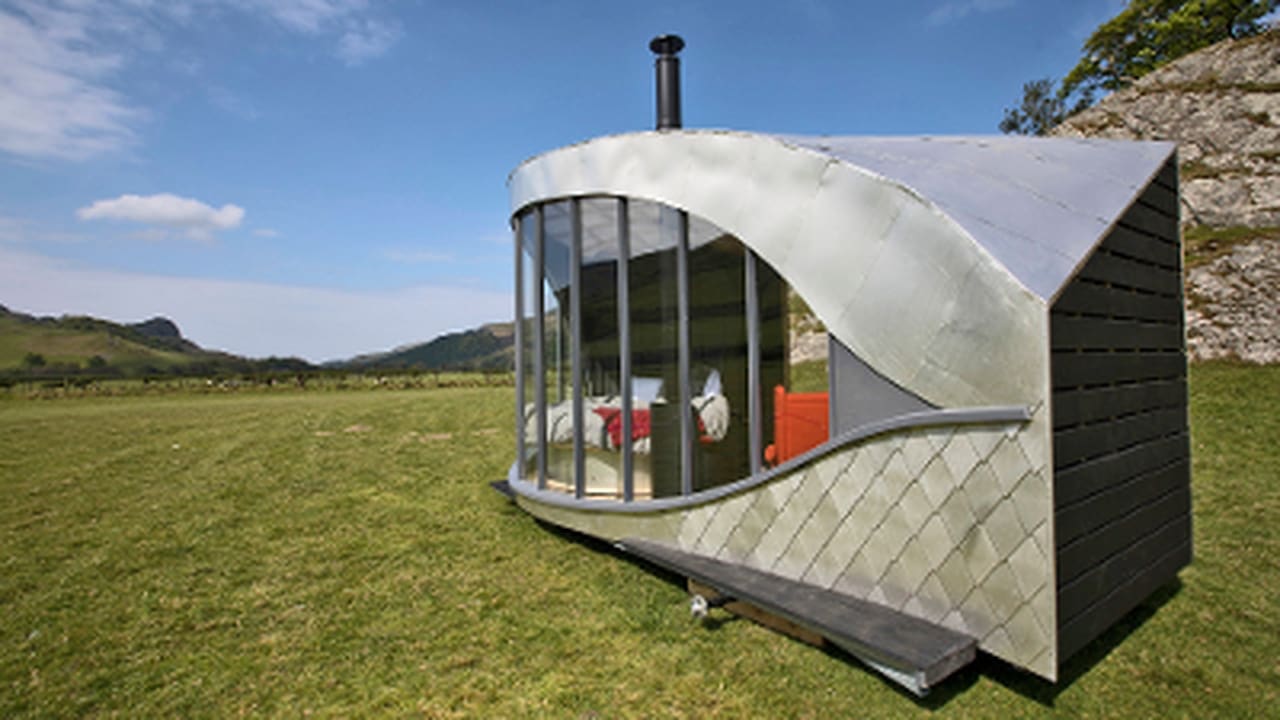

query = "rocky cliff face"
(1053, 30), (1280, 364)
(1186, 240), (1280, 363)
(1053, 30), (1280, 228)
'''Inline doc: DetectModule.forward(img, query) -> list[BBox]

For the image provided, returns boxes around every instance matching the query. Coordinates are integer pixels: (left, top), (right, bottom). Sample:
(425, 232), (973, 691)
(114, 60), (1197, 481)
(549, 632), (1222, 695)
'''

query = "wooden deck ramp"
(617, 538), (976, 696)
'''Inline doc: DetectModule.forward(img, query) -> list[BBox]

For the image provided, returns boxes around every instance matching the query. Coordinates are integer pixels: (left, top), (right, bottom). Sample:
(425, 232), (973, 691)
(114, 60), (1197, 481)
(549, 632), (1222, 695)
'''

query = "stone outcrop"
(1053, 31), (1280, 229)
(1186, 241), (1280, 363)
(1053, 31), (1280, 364)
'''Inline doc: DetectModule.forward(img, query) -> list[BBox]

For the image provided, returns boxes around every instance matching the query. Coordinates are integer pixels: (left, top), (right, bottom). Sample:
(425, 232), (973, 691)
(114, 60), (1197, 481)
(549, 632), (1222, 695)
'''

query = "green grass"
(2, 365), (1278, 716)
(1183, 224), (1280, 268)
(790, 359), (829, 393)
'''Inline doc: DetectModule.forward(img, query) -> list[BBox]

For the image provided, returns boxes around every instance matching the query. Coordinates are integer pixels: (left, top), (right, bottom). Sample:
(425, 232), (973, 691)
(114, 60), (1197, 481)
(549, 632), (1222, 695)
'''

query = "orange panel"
(765, 384), (829, 465)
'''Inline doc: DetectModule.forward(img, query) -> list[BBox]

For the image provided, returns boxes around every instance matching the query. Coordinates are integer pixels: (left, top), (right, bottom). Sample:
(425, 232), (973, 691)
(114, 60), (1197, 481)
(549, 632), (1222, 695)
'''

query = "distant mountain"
(0, 305), (313, 378)
(337, 322), (515, 372)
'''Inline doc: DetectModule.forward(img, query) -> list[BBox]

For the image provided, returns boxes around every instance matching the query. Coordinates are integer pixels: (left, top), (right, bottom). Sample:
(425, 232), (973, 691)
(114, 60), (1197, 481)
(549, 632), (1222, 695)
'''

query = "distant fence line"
(0, 368), (516, 399)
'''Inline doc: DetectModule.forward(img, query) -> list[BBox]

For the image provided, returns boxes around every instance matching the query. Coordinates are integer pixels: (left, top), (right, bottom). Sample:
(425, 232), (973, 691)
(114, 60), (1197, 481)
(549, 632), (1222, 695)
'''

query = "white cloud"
(0, 2), (141, 160)
(240, 0), (367, 34)
(926, 0), (1017, 26)
(338, 18), (401, 66)
(234, 0), (401, 63)
(0, 247), (513, 363)
(253, 228), (280, 238)
(78, 193), (245, 240)
(0, 0), (400, 162)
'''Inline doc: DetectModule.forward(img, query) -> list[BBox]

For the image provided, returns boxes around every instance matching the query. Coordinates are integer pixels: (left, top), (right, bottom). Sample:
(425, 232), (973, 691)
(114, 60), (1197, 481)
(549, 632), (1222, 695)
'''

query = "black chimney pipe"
(650, 34), (684, 130)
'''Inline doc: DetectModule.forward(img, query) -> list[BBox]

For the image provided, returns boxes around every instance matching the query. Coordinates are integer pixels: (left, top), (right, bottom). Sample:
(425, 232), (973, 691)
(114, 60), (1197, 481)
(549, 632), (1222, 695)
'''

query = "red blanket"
(592, 406), (712, 447)
(593, 407), (650, 447)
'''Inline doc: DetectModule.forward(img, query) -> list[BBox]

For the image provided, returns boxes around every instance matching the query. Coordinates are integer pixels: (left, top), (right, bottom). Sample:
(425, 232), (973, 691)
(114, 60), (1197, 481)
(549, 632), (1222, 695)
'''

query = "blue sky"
(0, 0), (1127, 362)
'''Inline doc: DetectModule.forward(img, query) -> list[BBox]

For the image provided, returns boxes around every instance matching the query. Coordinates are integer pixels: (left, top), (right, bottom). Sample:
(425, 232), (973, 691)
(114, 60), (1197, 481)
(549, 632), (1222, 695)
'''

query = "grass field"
(2, 365), (1277, 717)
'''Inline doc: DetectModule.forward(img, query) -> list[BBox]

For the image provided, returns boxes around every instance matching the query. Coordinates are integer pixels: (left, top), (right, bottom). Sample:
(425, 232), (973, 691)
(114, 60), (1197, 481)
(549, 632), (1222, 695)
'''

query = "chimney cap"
(649, 34), (684, 56)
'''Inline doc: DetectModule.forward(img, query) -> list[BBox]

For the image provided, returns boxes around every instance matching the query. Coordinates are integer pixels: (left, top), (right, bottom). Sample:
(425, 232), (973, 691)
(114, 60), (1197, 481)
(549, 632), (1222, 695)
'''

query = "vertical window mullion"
(676, 210), (693, 496)
(618, 198), (634, 502)
(513, 214), (525, 482)
(746, 250), (762, 476)
(534, 205), (548, 490)
(570, 199), (585, 499)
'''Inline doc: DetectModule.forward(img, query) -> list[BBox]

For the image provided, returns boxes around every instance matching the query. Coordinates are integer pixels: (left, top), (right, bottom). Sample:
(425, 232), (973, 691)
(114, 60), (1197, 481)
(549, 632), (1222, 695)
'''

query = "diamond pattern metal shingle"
(669, 409), (1055, 678)
(521, 410), (1056, 679)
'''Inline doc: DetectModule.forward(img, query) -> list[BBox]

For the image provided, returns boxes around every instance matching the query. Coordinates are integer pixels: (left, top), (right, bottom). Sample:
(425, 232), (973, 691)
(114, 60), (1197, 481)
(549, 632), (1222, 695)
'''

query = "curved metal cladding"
(509, 131), (1048, 410)
(506, 131), (1090, 680)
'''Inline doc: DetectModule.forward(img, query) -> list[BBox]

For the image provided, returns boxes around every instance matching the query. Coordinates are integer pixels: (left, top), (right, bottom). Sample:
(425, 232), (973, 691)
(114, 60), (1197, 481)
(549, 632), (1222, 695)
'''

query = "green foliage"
(999, 78), (1095, 136)
(1062, 0), (1277, 98)
(1000, 0), (1277, 134)
(1183, 224), (1280, 266)
(21, 352), (45, 368)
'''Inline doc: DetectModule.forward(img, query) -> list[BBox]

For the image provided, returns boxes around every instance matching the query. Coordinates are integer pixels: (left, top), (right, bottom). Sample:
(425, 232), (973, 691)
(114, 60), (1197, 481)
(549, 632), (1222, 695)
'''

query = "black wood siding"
(1050, 157), (1192, 663)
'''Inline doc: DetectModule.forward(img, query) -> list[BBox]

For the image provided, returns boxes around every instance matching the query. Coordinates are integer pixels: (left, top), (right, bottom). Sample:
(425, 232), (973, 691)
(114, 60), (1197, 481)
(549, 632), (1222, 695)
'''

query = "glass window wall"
(540, 200), (574, 491)
(517, 209), (538, 483)
(513, 195), (829, 501)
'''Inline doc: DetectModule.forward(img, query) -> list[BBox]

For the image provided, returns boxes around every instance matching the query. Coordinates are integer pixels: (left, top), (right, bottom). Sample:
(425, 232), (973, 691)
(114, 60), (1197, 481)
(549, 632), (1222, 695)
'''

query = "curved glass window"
(513, 195), (830, 502)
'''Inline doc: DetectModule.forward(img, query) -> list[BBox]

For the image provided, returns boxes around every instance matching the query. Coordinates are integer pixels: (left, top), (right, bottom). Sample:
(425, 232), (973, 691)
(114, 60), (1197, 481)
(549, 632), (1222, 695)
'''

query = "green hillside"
(342, 322), (515, 372)
(0, 308), (191, 371)
(0, 305), (312, 379)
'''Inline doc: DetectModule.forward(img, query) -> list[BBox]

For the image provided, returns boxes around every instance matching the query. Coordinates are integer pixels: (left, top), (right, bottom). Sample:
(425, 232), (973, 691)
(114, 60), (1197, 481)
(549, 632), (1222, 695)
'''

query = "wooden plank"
(1052, 380), (1186, 430)
(1059, 514), (1191, 623)
(687, 579), (827, 647)
(1054, 281), (1182, 323)
(1136, 179), (1180, 221)
(1057, 539), (1190, 661)
(1053, 406), (1187, 468)
(618, 538), (975, 691)
(1102, 224), (1181, 269)
(1076, 251), (1181, 297)
(1120, 201), (1178, 244)
(1051, 316), (1183, 353)
(1056, 485), (1191, 584)
(1056, 459), (1190, 545)
(1155, 158), (1178, 192)
(1051, 352), (1186, 390)
(1054, 432), (1190, 504)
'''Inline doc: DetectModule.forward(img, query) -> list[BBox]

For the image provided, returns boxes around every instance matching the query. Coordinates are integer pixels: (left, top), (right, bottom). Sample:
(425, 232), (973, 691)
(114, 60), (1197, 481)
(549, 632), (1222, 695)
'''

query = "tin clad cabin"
(499, 37), (1191, 694)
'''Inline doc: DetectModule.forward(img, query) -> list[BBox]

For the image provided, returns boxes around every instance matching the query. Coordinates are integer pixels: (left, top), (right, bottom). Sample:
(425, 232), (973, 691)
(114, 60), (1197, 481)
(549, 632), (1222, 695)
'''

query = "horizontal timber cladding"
(1052, 379), (1185, 431)
(1053, 282), (1182, 323)
(1049, 157), (1191, 664)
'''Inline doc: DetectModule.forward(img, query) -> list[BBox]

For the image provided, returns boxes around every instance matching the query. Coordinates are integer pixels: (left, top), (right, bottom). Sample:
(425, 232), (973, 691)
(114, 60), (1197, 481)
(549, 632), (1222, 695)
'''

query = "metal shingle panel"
(777, 135), (1176, 300)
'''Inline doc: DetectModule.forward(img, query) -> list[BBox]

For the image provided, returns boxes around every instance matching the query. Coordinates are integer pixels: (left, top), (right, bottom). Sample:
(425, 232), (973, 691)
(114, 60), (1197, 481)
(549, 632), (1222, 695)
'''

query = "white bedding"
(524, 393), (729, 453)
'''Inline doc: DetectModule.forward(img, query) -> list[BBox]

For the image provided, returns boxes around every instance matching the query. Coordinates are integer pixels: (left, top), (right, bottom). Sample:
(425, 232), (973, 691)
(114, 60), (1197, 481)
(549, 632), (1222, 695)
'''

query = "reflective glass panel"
(687, 233), (751, 491)
(628, 200), (684, 498)
(576, 198), (625, 497)
(541, 200), (574, 492)
(758, 260), (830, 468)
(518, 209), (539, 483)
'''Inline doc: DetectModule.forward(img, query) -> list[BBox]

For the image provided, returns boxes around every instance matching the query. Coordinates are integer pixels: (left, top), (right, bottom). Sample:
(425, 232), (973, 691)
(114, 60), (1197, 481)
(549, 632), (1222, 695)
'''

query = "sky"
(0, 0), (1130, 363)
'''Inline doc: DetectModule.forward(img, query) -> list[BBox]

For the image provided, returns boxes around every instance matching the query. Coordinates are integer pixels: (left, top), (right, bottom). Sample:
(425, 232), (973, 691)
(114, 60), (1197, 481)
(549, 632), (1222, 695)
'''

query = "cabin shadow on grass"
(974, 578), (1184, 706)
(529, 511), (1186, 708)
